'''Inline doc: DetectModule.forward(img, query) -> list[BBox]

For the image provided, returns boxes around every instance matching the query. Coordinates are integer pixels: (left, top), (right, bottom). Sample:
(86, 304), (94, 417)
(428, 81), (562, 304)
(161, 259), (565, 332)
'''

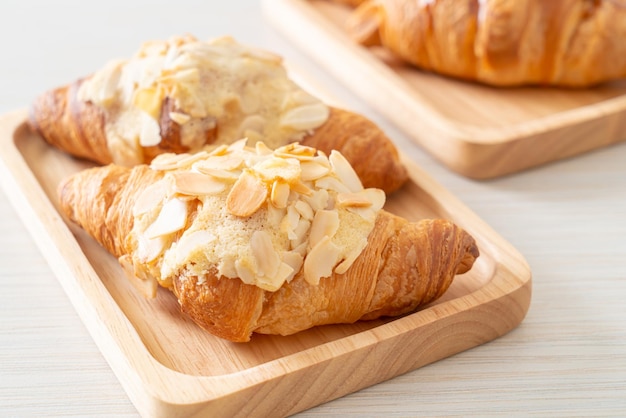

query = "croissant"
(58, 140), (478, 342)
(346, 0), (626, 87)
(29, 35), (407, 194)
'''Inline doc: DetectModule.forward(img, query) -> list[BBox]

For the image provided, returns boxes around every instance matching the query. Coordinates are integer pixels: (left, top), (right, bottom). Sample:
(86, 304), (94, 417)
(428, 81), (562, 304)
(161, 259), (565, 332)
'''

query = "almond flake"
(226, 170), (268, 217)
(144, 198), (188, 239)
(294, 200), (314, 220)
(309, 210), (340, 248)
(255, 141), (274, 156)
(136, 233), (168, 263)
(235, 259), (256, 285)
(315, 176), (351, 194)
(150, 151), (210, 170)
(194, 155), (244, 171)
(133, 86), (164, 120)
(280, 251), (303, 282)
(119, 254), (158, 299)
(335, 237), (368, 275)
(172, 171), (226, 196)
(193, 166), (240, 181)
(329, 150), (363, 192)
(280, 103), (330, 131)
(274, 143), (317, 161)
(303, 189), (330, 212)
(228, 137), (249, 153)
(208, 144), (229, 156)
(300, 161), (330, 181)
(133, 180), (169, 216)
(336, 191), (374, 208)
(303, 236), (341, 285)
(254, 157), (301, 183)
(169, 111), (191, 125)
(175, 230), (216, 265)
(270, 180), (290, 209)
(251, 230), (281, 279)
(139, 113), (162, 146)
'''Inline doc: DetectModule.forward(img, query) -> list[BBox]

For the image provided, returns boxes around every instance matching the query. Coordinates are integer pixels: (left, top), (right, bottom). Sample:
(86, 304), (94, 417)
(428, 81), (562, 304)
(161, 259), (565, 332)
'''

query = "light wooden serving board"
(262, 0), (626, 179)
(0, 109), (531, 417)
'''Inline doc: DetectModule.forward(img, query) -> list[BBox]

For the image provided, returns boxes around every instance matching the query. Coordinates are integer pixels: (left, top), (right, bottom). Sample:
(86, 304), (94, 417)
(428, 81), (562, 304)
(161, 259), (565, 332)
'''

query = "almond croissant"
(29, 35), (407, 194)
(347, 0), (626, 87)
(58, 141), (478, 342)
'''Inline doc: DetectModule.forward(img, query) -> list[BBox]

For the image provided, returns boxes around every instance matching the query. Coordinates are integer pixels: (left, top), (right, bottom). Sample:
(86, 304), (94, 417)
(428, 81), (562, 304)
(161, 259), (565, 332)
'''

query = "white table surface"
(1, 1), (625, 417)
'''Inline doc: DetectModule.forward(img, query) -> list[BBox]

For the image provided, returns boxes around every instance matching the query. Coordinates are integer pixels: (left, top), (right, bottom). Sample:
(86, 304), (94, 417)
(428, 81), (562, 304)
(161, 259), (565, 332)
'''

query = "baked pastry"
(58, 140), (479, 342)
(346, 0), (626, 87)
(29, 35), (407, 193)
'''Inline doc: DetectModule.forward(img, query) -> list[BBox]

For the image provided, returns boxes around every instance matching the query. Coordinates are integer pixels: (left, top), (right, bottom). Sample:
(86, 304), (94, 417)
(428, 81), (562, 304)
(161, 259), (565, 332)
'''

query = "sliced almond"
(254, 156), (301, 183)
(303, 236), (341, 285)
(336, 191), (374, 208)
(303, 189), (330, 212)
(309, 209), (340, 248)
(281, 203), (301, 240)
(172, 171), (226, 196)
(270, 180), (290, 209)
(344, 188), (384, 221)
(150, 151), (210, 171)
(266, 204), (286, 228)
(329, 150), (363, 192)
(139, 112), (162, 147)
(280, 103), (330, 131)
(194, 155), (244, 171)
(207, 144), (229, 156)
(226, 170), (268, 217)
(175, 230), (216, 265)
(118, 254), (158, 299)
(235, 259), (256, 285)
(228, 137), (249, 153)
(251, 230), (281, 279)
(133, 180), (169, 216)
(169, 111), (191, 125)
(274, 143), (317, 161)
(294, 200), (314, 220)
(335, 237), (368, 274)
(135, 233), (168, 263)
(255, 141), (274, 156)
(144, 198), (188, 239)
(290, 180), (313, 196)
(315, 176), (351, 194)
(281, 251), (304, 281)
(133, 86), (164, 120)
(290, 218), (311, 249)
(193, 166), (240, 181)
(300, 160), (330, 181)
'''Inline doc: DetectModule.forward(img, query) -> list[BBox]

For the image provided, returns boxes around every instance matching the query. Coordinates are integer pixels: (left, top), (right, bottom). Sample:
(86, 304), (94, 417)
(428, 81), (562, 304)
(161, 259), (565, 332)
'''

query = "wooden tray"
(262, 0), (626, 179)
(0, 109), (531, 417)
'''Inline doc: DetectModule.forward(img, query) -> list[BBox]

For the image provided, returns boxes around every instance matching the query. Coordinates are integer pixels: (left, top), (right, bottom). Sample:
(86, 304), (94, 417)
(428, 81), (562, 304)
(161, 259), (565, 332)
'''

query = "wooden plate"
(262, 0), (626, 179)
(0, 109), (531, 417)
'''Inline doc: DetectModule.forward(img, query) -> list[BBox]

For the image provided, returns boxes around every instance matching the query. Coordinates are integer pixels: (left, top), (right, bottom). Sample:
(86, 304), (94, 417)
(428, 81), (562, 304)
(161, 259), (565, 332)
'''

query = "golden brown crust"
(348, 0), (626, 87)
(58, 163), (478, 342)
(29, 80), (113, 164)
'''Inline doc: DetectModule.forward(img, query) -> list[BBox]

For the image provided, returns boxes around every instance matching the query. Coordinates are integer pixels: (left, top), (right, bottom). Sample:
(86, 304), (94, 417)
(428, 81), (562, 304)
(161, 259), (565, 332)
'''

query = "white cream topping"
(128, 140), (385, 293)
(77, 35), (330, 166)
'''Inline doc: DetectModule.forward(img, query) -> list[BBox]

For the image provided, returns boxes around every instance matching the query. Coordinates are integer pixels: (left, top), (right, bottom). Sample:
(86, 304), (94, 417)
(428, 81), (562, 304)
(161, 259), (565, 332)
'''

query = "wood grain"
(0, 109), (531, 417)
(262, 0), (626, 179)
